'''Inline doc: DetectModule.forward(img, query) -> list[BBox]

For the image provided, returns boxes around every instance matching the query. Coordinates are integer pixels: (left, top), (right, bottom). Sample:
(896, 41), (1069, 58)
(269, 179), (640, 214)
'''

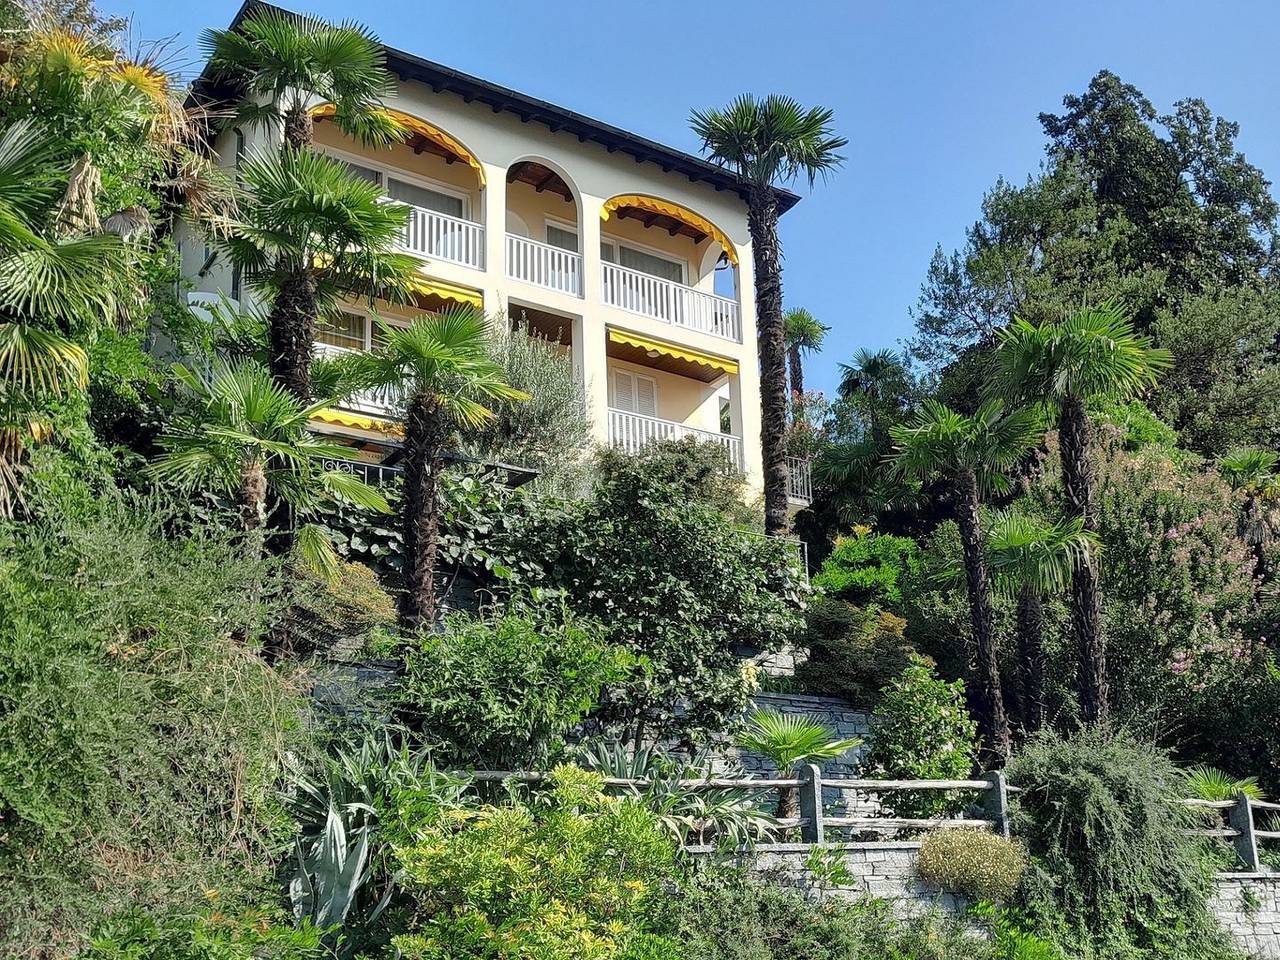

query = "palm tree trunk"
(775, 785), (798, 822)
(283, 104), (314, 149)
(269, 268), (318, 401)
(954, 467), (1012, 762)
(747, 185), (790, 536)
(400, 392), (446, 632)
(239, 458), (268, 558)
(788, 344), (804, 399)
(1016, 585), (1046, 735)
(1059, 397), (1107, 725)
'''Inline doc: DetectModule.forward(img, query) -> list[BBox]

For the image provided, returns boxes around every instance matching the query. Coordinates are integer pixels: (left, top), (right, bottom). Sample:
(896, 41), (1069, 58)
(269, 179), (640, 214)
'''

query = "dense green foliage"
(1008, 730), (1241, 960)
(389, 767), (681, 960)
(399, 607), (631, 770)
(794, 598), (912, 706)
(861, 655), (978, 817)
(811, 531), (921, 607)
(0, 472), (306, 954)
(496, 444), (806, 744)
(669, 870), (995, 960)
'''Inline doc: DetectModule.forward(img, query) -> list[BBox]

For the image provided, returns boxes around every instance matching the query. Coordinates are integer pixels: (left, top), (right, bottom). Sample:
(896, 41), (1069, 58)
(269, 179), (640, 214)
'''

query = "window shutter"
(635, 375), (657, 416)
(546, 224), (579, 252)
(612, 370), (636, 412)
(387, 178), (465, 218)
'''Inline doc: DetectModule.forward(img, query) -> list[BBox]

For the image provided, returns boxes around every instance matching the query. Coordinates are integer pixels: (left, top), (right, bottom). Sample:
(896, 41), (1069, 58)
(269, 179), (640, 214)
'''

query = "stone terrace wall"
(1212, 873), (1280, 959)
(707, 845), (1280, 959)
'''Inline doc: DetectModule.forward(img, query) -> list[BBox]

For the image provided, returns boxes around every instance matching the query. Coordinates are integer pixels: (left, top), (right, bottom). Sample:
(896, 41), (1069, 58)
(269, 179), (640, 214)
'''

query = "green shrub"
(917, 829), (1025, 902)
(399, 606), (631, 770)
(82, 908), (326, 960)
(0, 484), (307, 956)
(1179, 650), (1280, 798)
(668, 868), (994, 960)
(595, 435), (755, 523)
(1008, 729), (1242, 960)
(794, 598), (914, 706)
(269, 558), (396, 659)
(862, 655), (978, 819)
(811, 530), (922, 608)
(389, 766), (681, 960)
(496, 448), (806, 744)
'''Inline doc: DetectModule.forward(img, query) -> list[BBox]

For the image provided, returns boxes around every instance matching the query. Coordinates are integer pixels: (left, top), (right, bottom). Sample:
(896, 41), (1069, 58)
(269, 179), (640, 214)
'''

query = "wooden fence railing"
(1181, 795), (1280, 872)
(458, 767), (1011, 844)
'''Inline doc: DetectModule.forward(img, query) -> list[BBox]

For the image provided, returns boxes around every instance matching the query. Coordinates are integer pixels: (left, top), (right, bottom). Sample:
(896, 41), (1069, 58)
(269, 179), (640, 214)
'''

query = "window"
(339, 158), (382, 184)
(546, 222), (579, 252)
(611, 369), (657, 416)
(601, 239), (685, 283)
(317, 310), (366, 351)
(387, 177), (465, 218)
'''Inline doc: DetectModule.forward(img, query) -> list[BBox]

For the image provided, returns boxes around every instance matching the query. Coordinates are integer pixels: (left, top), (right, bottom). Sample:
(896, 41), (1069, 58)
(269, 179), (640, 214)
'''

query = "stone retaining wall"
(705, 844), (1280, 958)
(1213, 873), (1280, 959)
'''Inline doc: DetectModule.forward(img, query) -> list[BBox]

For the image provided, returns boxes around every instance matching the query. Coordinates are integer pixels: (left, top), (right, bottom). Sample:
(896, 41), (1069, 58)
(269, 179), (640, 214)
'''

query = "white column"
(574, 313), (609, 447)
(480, 162), (507, 316)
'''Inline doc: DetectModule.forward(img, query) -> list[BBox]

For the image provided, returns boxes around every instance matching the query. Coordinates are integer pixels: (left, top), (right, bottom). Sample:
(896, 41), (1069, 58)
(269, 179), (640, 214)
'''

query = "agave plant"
(286, 730), (468, 952)
(579, 741), (776, 848)
(735, 709), (862, 819)
(1182, 765), (1265, 803)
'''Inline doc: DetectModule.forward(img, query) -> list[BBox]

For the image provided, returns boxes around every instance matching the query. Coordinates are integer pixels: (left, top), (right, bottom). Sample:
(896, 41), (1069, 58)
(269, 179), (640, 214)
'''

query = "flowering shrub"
(917, 829), (1025, 902)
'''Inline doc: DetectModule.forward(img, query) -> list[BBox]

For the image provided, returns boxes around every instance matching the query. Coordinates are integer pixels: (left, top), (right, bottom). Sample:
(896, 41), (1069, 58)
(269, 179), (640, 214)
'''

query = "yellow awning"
(600, 194), (738, 266)
(312, 407), (403, 436)
(406, 277), (483, 309)
(309, 103), (486, 187)
(608, 329), (738, 376)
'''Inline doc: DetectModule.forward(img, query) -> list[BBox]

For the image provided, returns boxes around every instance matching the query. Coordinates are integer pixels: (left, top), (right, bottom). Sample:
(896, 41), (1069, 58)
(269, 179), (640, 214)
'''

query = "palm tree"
(0, 119), (127, 513)
(151, 360), (390, 568)
(349, 307), (527, 630)
(985, 509), (1095, 734)
(782, 307), (828, 398)
(1219, 448), (1280, 585)
(200, 7), (403, 150)
(736, 709), (861, 820)
(992, 301), (1171, 724)
(691, 95), (846, 536)
(221, 147), (421, 401)
(888, 400), (1042, 761)
(838, 347), (913, 446)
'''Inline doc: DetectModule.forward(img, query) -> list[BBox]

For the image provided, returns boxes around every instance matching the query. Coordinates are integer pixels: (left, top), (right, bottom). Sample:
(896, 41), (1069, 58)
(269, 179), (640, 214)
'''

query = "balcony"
(787, 456), (813, 505)
(395, 205), (485, 271)
(601, 261), (741, 342)
(506, 233), (582, 296)
(608, 407), (743, 469)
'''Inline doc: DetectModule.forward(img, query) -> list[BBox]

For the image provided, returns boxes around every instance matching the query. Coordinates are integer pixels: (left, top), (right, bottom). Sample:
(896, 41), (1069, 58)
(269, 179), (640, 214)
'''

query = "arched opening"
(310, 104), (487, 270)
(599, 194), (742, 342)
(504, 159), (581, 296)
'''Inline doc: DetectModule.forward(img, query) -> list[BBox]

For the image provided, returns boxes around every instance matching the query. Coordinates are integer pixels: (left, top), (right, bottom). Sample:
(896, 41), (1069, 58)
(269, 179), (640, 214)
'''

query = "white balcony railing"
(506, 233), (582, 296)
(788, 456), (813, 504)
(601, 262), (741, 342)
(395, 205), (485, 270)
(314, 341), (402, 418)
(608, 407), (743, 468)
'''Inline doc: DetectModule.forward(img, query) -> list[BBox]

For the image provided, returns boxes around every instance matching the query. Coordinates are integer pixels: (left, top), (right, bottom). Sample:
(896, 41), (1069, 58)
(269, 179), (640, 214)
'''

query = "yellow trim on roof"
(310, 103), (486, 187)
(600, 194), (738, 266)
(405, 276), (483, 309)
(608, 329), (738, 376)
(312, 408), (403, 436)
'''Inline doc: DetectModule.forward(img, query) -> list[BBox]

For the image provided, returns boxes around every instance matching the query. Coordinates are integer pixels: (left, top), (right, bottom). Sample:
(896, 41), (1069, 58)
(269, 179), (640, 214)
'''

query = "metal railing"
(395, 205), (485, 270)
(506, 233), (582, 296)
(601, 261), (741, 342)
(607, 407), (744, 468)
(787, 456), (813, 504)
(317, 456), (402, 486)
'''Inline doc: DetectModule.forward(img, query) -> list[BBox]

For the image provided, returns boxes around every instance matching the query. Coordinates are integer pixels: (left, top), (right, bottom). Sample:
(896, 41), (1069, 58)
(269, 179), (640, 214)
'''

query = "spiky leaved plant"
(735, 708), (861, 820)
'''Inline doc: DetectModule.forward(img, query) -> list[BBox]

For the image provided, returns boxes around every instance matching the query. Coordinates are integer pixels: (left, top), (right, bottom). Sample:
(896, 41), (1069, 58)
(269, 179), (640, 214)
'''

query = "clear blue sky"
(115, 0), (1280, 397)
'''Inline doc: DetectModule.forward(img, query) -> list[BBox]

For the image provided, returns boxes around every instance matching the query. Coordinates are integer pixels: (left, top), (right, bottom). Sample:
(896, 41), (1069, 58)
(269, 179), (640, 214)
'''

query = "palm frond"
(1182, 765), (1265, 803)
(0, 322), (88, 394)
(986, 508), (1096, 596)
(691, 93), (846, 189)
(736, 709), (861, 770)
(295, 522), (341, 582)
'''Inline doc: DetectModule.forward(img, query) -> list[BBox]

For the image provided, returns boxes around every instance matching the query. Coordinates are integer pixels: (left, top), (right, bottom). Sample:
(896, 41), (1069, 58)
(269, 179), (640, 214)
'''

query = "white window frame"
(317, 302), (413, 353)
(318, 144), (472, 220)
(544, 215), (581, 251)
(601, 232), (688, 285)
(609, 366), (659, 416)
